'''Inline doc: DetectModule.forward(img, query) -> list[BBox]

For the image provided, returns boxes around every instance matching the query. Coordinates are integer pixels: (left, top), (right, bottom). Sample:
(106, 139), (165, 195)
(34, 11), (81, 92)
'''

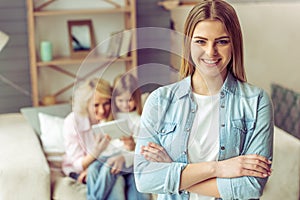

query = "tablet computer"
(92, 118), (131, 139)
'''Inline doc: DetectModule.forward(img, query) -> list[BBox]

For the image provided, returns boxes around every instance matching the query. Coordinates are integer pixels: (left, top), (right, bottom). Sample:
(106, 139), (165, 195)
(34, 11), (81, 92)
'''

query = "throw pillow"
(20, 103), (71, 136)
(271, 83), (300, 139)
(38, 112), (65, 153)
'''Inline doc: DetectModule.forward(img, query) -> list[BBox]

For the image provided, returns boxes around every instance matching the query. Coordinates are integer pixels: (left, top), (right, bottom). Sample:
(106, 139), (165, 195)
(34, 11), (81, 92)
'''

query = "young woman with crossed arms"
(134, 0), (273, 199)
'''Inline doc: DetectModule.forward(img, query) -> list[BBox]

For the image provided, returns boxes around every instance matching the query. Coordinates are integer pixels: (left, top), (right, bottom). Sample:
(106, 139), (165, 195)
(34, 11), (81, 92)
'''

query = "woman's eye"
(216, 40), (230, 45)
(103, 102), (110, 107)
(194, 40), (206, 45)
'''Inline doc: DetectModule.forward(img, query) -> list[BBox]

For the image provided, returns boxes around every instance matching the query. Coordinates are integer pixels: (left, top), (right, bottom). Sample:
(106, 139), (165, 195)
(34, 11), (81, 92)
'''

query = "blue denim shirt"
(134, 72), (274, 200)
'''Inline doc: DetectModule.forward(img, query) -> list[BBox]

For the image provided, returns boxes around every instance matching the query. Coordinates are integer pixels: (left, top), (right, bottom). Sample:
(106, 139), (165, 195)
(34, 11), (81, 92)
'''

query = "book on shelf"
(106, 31), (122, 57)
(106, 30), (132, 58)
(118, 30), (132, 58)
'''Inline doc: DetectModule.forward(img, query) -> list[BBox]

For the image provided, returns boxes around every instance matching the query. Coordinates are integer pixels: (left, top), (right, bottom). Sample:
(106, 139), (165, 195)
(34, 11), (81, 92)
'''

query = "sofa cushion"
(52, 176), (86, 200)
(261, 126), (300, 200)
(0, 113), (50, 200)
(39, 112), (65, 153)
(271, 84), (300, 139)
(38, 112), (66, 173)
(20, 104), (71, 136)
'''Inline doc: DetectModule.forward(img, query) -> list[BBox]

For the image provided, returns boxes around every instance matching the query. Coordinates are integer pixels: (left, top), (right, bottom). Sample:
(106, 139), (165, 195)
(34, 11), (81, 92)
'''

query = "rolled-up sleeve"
(217, 90), (274, 199)
(134, 90), (187, 194)
(135, 154), (186, 194)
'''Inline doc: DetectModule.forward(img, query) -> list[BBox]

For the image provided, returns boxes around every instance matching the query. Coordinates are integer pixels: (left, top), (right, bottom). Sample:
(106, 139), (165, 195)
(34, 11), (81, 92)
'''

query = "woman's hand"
(92, 134), (111, 157)
(141, 142), (173, 163)
(120, 136), (135, 151)
(78, 169), (88, 184)
(106, 154), (125, 174)
(216, 154), (272, 178)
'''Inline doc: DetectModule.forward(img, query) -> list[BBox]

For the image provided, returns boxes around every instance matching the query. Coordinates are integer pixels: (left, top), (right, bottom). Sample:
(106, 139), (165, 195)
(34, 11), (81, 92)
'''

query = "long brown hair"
(180, 0), (246, 82)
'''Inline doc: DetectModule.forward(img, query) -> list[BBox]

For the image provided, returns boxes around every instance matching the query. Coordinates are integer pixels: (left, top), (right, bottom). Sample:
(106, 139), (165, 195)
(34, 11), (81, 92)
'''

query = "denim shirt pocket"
(157, 122), (177, 152)
(231, 119), (255, 154)
(158, 122), (177, 136)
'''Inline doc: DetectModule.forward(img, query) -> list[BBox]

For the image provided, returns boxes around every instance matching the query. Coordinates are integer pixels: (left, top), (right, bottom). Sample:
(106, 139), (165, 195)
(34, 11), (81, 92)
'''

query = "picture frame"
(67, 20), (96, 58)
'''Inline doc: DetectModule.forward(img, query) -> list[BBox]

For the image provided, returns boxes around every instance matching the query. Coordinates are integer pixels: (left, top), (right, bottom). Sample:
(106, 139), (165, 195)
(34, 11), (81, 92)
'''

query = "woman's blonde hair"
(180, 0), (246, 82)
(112, 73), (142, 116)
(73, 78), (112, 118)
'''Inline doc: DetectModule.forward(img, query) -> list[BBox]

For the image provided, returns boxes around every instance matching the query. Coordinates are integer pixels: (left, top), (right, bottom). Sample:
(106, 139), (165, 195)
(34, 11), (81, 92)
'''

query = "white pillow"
(38, 112), (65, 153)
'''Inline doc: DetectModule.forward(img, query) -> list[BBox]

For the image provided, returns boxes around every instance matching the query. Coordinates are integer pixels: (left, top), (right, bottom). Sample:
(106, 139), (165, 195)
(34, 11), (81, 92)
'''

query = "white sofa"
(0, 104), (299, 200)
(0, 104), (87, 200)
(0, 113), (50, 200)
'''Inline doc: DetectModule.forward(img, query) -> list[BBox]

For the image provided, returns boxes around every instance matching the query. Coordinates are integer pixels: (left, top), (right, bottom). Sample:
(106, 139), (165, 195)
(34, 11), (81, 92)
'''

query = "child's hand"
(141, 142), (172, 163)
(120, 136), (135, 151)
(77, 169), (88, 184)
(106, 154), (125, 174)
(92, 134), (111, 157)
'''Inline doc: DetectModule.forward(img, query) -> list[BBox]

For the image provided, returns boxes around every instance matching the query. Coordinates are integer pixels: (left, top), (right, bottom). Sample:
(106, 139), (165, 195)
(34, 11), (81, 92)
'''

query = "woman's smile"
(201, 58), (221, 67)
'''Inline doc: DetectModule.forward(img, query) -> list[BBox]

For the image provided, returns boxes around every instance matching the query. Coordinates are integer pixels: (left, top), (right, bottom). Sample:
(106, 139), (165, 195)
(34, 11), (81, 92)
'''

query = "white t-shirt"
(188, 92), (220, 200)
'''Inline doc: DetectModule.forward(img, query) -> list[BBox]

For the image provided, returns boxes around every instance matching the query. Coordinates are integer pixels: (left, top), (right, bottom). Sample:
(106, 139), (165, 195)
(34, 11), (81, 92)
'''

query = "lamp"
(0, 31), (30, 96)
(0, 31), (9, 52)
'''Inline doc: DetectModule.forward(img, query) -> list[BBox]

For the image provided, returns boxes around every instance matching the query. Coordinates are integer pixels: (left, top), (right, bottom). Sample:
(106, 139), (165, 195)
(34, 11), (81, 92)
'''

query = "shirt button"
(161, 129), (166, 133)
(183, 151), (187, 155)
(221, 146), (225, 150)
(221, 123), (225, 127)
(220, 91), (225, 98)
(186, 128), (190, 132)
(221, 105), (225, 108)
(191, 109), (195, 113)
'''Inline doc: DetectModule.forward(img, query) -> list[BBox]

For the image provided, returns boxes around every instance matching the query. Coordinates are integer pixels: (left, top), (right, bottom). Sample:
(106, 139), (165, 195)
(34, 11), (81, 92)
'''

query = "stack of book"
(106, 30), (132, 58)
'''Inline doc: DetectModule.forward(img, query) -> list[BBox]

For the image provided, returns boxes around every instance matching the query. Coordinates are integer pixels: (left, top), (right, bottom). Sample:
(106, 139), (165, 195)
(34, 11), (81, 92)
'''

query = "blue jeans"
(87, 158), (151, 200)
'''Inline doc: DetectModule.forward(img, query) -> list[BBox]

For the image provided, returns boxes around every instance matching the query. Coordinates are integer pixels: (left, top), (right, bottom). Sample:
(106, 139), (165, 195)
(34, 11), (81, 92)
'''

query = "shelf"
(27, 0), (137, 106)
(37, 55), (132, 66)
(33, 7), (131, 16)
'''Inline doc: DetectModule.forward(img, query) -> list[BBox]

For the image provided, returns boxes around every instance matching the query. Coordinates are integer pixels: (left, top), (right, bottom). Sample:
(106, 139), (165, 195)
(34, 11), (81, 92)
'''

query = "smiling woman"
(134, 1), (274, 199)
(62, 78), (150, 200)
(190, 20), (232, 95)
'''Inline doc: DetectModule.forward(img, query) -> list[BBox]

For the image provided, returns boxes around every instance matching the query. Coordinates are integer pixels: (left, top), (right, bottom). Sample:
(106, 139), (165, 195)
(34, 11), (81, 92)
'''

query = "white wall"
(171, 2), (300, 94)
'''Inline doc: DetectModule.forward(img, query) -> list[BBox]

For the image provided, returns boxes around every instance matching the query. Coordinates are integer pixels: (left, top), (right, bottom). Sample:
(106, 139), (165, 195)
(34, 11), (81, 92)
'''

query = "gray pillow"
(20, 104), (72, 135)
(271, 84), (300, 140)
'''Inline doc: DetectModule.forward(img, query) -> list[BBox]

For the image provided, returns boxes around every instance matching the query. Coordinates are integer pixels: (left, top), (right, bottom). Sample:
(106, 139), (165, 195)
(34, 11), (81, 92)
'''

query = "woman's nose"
(97, 105), (105, 114)
(206, 43), (217, 57)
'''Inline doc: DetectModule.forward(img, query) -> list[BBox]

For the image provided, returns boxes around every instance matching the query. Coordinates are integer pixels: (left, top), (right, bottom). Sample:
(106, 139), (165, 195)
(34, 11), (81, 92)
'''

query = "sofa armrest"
(261, 126), (300, 200)
(0, 113), (50, 200)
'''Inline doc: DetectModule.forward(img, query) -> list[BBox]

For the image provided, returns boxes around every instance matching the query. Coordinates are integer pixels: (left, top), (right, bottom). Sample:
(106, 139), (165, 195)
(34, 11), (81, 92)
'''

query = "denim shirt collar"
(222, 72), (237, 95)
(175, 76), (192, 99)
(177, 72), (237, 99)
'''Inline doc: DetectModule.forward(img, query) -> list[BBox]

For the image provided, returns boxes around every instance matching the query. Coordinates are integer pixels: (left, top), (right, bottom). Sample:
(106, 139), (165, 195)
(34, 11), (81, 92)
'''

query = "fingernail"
(268, 160), (272, 164)
(263, 174), (268, 177)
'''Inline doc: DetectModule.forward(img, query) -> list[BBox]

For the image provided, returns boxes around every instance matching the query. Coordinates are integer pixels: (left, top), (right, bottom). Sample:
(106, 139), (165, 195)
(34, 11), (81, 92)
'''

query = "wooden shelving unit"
(26, 0), (137, 106)
(36, 56), (133, 67)
(33, 8), (132, 16)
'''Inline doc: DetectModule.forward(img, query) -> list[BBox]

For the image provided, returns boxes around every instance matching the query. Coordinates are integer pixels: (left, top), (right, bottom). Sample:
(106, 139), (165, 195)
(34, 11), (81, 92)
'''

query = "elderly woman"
(62, 78), (149, 200)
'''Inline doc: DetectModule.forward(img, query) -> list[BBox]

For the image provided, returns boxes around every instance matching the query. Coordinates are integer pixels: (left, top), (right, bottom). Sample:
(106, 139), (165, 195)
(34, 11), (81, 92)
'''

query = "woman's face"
(190, 19), (232, 81)
(88, 91), (111, 124)
(115, 91), (136, 113)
